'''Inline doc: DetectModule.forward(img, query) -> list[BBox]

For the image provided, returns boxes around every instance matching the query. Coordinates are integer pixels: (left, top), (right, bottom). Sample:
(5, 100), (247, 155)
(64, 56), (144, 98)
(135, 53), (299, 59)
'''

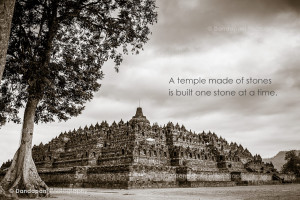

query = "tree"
(0, 0), (157, 198)
(0, 0), (16, 82)
(282, 150), (300, 176)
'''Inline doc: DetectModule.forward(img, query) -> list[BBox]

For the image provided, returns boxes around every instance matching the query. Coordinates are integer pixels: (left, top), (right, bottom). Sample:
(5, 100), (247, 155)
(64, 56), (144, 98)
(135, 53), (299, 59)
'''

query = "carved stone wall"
(21, 107), (279, 188)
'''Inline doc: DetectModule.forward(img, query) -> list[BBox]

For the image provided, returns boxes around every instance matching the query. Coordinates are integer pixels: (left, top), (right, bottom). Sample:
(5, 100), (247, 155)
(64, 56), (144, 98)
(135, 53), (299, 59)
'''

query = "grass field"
(23, 184), (300, 200)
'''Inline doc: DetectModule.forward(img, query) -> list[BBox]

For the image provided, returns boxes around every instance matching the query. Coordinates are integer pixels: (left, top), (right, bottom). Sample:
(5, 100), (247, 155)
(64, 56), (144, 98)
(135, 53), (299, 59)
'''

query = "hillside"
(263, 150), (300, 172)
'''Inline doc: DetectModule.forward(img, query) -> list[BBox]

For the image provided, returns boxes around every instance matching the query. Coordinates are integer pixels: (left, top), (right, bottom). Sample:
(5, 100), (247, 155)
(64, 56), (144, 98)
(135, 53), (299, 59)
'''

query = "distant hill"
(263, 150), (300, 172)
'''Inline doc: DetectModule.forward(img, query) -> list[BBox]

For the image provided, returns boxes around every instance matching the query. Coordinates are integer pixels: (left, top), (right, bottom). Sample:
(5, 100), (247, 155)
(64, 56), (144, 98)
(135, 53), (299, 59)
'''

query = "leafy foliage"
(282, 150), (300, 176)
(0, 0), (157, 125)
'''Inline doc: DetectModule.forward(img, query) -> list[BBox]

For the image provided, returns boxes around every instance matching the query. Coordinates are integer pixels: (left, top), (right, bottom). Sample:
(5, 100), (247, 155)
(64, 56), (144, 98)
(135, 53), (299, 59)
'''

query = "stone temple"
(1, 107), (294, 188)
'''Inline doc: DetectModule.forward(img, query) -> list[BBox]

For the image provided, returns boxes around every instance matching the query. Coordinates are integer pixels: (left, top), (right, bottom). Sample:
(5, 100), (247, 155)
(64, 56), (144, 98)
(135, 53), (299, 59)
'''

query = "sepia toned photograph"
(0, 0), (300, 199)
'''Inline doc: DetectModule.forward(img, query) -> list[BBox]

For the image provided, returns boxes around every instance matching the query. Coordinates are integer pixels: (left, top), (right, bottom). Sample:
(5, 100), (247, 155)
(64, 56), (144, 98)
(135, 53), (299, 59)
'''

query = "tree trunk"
(0, 0), (15, 83)
(0, 98), (49, 199)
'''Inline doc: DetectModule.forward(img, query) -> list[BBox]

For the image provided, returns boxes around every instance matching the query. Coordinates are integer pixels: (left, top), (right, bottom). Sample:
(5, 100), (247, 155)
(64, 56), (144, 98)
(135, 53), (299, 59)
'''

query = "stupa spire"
(135, 107), (144, 118)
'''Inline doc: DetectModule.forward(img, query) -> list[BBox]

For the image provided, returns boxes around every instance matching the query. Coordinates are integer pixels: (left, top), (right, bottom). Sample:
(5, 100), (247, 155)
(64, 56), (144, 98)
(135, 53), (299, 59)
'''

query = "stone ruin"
(1, 107), (295, 188)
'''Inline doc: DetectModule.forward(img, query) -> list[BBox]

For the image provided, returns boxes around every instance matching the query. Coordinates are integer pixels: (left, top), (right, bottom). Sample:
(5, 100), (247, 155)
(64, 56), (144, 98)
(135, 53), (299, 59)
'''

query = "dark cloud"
(274, 50), (300, 90)
(151, 0), (300, 54)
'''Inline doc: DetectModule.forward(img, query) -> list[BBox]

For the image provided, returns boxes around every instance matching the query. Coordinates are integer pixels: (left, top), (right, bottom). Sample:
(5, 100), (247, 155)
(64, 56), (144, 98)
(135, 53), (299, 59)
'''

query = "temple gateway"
(1, 107), (295, 188)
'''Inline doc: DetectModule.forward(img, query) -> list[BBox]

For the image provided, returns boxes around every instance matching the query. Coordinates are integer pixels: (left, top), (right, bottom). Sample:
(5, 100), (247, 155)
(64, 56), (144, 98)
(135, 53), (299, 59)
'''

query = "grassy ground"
(22, 184), (300, 200)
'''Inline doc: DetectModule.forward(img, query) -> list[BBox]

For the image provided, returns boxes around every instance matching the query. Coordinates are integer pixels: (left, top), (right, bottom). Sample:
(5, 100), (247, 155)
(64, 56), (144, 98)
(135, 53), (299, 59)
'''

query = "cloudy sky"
(1, 0), (300, 164)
